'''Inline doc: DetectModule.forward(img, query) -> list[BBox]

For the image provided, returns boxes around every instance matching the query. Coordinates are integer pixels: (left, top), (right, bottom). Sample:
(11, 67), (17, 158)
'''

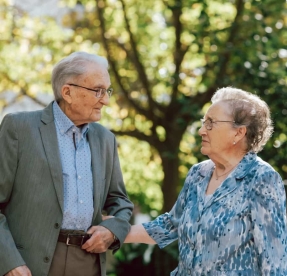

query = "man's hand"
(101, 215), (114, 221)
(5, 265), (32, 276)
(82, 225), (114, 253)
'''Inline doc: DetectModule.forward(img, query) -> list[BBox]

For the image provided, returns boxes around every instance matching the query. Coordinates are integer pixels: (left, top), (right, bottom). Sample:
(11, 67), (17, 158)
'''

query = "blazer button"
(54, 223), (60, 229)
(43, 257), (50, 263)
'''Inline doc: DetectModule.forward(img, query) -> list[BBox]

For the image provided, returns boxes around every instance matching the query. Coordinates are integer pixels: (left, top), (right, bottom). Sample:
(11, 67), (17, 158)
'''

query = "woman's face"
(198, 101), (237, 159)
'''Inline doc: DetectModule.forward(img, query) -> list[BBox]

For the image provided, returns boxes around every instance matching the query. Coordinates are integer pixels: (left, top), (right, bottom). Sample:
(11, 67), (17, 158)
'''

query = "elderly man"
(0, 52), (133, 276)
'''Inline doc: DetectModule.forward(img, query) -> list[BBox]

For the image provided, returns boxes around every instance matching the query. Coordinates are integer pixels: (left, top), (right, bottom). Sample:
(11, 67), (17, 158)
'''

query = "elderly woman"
(120, 87), (287, 275)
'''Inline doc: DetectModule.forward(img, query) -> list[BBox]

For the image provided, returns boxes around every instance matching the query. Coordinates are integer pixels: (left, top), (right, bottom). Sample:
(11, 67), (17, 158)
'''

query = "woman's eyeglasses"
(200, 118), (235, 130)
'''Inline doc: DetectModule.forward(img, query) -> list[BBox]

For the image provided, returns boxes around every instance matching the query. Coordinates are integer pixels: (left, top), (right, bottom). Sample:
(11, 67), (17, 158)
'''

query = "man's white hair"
(51, 52), (109, 101)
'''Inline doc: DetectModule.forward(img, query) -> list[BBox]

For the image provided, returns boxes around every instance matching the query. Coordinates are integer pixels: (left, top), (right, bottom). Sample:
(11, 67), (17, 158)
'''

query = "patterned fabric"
(204, 194), (212, 205)
(143, 152), (287, 275)
(53, 102), (94, 231)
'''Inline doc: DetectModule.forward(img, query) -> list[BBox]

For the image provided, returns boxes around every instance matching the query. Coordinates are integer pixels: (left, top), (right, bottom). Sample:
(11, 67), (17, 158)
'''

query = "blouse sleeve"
(251, 169), (287, 274)
(142, 166), (197, 249)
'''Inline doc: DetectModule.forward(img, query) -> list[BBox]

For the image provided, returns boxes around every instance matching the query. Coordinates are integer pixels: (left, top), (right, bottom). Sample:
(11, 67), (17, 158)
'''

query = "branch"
(20, 89), (47, 107)
(0, 71), (47, 108)
(212, 0), (245, 86)
(109, 37), (168, 113)
(0, 94), (19, 111)
(109, 38), (135, 62)
(119, 0), (157, 113)
(111, 129), (160, 148)
(1, 90), (47, 117)
(96, 0), (153, 120)
(189, 0), (246, 114)
(171, 0), (184, 102)
(109, 38), (166, 114)
(164, 1), (191, 117)
(192, 86), (217, 108)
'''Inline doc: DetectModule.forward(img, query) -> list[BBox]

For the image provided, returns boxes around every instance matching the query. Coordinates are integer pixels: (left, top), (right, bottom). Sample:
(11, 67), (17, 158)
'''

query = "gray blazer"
(0, 102), (133, 276)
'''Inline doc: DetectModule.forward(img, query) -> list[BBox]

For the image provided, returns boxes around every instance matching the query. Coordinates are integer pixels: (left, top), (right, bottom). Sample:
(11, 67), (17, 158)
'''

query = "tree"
(1, 0), (286, 213)
(0, 0), (77, 109)
(94, 0), (287, 212)
(1, 0), (287, 274)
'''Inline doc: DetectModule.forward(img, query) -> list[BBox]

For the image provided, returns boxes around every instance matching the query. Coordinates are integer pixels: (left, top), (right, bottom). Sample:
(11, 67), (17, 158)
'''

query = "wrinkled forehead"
(77, 63), (111, 85)
(205, 101), (233, 119)
(85, 62), (109, 76)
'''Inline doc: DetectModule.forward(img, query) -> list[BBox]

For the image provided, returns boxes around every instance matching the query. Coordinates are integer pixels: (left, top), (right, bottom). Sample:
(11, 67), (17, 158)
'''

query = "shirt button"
(79, 200), (83, 204)
(43, 257), (50, 263)
(76, 225), (81, 229)
(54, 223), (60, 229)
(190, 243), (195, 250)
(187, 269), (191, 275)
(78, 176), (81, 179)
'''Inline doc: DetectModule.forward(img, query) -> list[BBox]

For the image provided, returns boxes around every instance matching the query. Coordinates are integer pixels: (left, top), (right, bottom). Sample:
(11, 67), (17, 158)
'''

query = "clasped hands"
(81, 215), (115, 253)
(82, 222), (114, 254)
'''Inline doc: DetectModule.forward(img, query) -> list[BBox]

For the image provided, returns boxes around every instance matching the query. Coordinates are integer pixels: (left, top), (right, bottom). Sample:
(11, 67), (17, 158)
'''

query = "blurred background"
(0, 0), (287, 275)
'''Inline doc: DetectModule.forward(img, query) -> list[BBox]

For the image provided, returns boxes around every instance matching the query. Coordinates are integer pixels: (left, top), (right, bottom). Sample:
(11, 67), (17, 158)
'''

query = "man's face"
(63, 63), (111, 126)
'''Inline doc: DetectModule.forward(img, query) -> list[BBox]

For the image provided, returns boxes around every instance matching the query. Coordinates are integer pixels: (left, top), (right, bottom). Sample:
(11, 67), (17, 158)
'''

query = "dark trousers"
(48, 242), (101, 276)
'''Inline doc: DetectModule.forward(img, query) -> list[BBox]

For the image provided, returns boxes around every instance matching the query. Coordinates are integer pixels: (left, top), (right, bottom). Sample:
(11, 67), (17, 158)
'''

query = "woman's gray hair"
(51, 51), (109, 101)
(211, 87), (273, 153)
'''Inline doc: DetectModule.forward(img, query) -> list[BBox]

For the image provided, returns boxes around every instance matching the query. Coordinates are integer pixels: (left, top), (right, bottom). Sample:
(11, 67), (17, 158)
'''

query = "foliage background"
(1, 0), (287, 275)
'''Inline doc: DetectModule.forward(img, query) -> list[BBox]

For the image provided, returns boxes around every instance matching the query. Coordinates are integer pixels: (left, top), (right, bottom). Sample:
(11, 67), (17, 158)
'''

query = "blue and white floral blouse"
(143, 152), (287, 275)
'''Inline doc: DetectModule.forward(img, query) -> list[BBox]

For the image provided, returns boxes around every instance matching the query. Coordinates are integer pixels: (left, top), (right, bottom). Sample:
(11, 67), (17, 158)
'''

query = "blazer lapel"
(39, 103), (64, 212)
(88, 126), (103, 222)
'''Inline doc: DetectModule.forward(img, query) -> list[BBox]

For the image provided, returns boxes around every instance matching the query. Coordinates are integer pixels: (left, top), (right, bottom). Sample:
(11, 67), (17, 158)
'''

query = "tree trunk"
(160, 147), (180, 213)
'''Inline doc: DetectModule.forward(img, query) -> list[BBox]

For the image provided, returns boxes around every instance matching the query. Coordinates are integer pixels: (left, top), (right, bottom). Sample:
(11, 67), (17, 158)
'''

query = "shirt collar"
(199, 151), (257, 180)
(53, 101), (89, 136)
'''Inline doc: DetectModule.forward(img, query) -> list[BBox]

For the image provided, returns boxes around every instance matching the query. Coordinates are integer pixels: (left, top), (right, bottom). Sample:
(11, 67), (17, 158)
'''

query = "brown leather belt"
(58, 230), (91, 246)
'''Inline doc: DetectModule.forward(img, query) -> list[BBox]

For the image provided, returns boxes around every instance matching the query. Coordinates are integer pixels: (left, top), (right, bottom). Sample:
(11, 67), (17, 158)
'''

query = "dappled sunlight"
(117, 136), (163, 213)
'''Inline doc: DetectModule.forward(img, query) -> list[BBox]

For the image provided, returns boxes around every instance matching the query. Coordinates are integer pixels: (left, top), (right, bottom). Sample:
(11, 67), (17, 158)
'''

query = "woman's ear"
(235, 126), (247, 142)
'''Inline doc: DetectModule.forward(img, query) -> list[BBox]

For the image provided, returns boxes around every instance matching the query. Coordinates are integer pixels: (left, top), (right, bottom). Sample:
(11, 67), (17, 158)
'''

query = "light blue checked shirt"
(53, 102), (94, 231)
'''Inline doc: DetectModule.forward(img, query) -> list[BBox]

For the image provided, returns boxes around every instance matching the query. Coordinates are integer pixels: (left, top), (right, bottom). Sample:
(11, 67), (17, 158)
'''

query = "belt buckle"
(80, 235), (86, 246)
(66, 233), (86, 246)
(66, 233), (72, 246)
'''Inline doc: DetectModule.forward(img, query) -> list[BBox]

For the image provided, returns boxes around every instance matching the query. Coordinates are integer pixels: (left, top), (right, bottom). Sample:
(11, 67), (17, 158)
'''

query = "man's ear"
(61, 85), (72, 104)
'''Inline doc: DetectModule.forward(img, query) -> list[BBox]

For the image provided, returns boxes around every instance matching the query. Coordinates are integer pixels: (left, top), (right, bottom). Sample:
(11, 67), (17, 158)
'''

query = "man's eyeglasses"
(67, 83), (113, 98)
(200, 118), (235, 131)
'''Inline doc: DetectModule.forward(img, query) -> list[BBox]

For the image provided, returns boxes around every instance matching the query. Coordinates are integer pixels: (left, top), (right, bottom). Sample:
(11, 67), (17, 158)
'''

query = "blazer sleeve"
(251, 169), (287, 274)
(0, 114), (26, 275)
(99, 135), (133, 251)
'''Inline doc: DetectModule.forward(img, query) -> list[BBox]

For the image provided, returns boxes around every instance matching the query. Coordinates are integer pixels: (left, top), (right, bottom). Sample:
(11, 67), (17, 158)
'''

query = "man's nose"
(100, 92), (110, 105)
